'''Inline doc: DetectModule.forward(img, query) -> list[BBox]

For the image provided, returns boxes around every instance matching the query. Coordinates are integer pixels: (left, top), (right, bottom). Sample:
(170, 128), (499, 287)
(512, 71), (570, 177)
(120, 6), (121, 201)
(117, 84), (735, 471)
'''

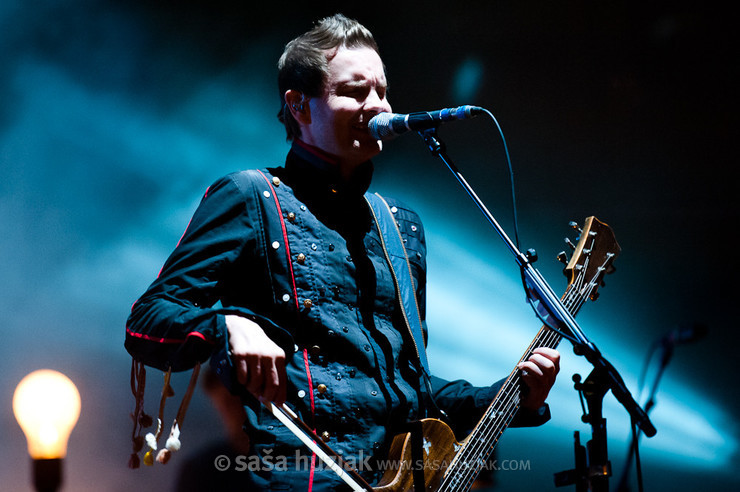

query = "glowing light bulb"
(13, 369), (81, 460)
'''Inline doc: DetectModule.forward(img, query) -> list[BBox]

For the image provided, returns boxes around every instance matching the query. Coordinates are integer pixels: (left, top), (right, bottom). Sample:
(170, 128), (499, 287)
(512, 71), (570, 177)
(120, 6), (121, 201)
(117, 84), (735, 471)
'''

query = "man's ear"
(285, 90), (310, 124)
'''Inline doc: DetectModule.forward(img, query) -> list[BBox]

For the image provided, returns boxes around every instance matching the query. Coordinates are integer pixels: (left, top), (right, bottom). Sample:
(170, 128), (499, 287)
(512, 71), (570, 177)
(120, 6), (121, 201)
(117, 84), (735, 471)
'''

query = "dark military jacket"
(125, 142), (548, 490)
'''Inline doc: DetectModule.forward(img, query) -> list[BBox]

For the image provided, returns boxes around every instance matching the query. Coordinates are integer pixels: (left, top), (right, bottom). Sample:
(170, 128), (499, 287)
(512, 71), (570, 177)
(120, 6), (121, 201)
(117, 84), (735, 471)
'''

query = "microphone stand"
(554, 368), (614, 492)
(417, 128), (656, 489)
(614, 335), (675, 491)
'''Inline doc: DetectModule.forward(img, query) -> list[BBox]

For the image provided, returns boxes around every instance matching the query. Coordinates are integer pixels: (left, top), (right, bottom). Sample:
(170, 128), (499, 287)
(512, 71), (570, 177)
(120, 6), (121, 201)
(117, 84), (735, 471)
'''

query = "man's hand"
(225, 314), (287, 405)
(518, 347), (560, 410)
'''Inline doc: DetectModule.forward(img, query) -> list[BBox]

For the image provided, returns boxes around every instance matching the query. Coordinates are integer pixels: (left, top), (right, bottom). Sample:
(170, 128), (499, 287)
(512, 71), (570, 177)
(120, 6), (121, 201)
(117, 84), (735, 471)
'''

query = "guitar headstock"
(558, 217), (620, 301)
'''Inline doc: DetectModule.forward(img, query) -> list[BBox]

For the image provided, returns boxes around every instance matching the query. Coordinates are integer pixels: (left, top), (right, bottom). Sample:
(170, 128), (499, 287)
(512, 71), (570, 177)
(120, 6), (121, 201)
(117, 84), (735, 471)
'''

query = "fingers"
(236, 358), (248, 386)
(519, 348), (559, 376)
(257, 354), (287, 406)
(226, 315), (287, 404)
(518, 348), (561, 410)
(242, 347), (286, 404)
(245, 353), (264, 396)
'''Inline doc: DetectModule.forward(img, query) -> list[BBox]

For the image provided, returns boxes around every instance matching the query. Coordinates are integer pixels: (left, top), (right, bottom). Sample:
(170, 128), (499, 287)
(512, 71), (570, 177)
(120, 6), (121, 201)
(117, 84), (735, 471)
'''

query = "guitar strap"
(364, 193), (432, 386)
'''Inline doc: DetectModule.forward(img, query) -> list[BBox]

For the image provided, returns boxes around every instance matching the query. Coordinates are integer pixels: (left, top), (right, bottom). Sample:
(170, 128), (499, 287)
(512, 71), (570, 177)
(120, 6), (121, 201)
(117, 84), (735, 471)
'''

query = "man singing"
(125, 13), (559, 490)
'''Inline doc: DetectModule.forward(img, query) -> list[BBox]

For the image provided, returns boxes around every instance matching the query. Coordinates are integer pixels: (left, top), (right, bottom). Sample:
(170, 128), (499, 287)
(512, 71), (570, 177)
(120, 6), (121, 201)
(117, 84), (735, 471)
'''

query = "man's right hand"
(225, 314), (287, 405)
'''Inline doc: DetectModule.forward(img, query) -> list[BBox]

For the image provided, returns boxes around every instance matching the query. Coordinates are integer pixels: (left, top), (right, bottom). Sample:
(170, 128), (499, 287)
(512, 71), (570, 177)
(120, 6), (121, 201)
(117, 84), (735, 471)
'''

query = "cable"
(632, 418), (645, 492)
(480, 108), (521, 251)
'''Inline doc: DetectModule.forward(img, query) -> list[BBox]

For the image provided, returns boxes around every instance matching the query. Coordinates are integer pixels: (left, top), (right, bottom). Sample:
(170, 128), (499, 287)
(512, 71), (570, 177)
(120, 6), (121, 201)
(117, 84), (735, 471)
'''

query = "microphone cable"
(479, 107), (522, 251)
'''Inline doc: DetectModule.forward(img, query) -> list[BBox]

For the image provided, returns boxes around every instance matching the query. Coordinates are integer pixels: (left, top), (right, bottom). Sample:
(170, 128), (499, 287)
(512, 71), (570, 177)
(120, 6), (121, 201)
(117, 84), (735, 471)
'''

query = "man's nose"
(365, 90), (391, 114)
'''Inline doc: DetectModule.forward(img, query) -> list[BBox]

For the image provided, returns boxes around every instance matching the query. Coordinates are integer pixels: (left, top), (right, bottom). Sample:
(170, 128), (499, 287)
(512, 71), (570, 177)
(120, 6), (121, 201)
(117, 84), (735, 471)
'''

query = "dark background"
(1, 1), (736, 490)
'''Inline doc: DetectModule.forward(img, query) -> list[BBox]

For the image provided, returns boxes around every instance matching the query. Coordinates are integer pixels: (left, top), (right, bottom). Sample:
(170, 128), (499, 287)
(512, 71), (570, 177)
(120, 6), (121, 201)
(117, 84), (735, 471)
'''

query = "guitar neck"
(438, 282), (584, 491)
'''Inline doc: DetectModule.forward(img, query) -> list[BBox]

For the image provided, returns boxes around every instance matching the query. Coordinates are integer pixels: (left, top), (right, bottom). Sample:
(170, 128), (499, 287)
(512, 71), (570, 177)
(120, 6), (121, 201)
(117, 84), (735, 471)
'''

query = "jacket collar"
(286, 140), (374, 198)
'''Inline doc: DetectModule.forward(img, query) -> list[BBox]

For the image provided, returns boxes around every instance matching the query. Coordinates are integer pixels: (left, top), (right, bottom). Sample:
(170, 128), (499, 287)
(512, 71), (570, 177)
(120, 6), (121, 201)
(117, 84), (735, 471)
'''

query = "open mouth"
(352, 125), (371, 137)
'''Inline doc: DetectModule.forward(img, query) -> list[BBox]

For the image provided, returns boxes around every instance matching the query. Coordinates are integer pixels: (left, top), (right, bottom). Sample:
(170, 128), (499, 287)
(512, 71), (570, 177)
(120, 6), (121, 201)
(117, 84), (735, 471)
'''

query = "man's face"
(301, 46), (392, 171)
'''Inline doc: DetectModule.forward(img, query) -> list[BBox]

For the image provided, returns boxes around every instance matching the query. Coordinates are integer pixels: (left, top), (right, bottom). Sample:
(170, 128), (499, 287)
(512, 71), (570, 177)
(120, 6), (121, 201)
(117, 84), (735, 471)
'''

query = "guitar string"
(438, 328), (564, 488)
(441, 294), (578, 491)
(448, 267), (595, 490)
(439, 323), (566, 490)
(438, 314), (570, 490)
(438, 239), (601, 489)
(443, 280), (588, 490)
(439, 257), (599, 491)
(446, 250), (611, 490)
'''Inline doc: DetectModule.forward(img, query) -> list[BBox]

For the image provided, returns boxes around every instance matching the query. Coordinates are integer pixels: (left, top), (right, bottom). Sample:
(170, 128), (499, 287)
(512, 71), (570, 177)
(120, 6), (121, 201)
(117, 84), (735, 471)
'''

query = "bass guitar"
(373, 216), (620, 491)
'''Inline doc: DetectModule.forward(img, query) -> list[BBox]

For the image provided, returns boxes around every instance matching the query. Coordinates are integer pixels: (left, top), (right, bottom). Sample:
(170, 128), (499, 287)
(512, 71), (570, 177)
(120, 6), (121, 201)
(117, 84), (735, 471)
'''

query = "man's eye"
(339, 86), (369, 98)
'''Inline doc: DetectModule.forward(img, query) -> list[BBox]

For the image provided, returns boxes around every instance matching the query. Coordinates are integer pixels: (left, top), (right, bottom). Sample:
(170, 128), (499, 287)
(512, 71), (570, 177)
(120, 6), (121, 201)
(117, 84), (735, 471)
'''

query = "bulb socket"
(33, 458), (62, 492)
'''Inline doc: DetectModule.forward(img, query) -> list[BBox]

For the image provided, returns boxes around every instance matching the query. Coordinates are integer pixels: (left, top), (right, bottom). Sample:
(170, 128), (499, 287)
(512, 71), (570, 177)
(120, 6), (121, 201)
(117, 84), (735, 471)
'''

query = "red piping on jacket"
(125, 327), (212, 344)
(303, 348), (317, 492)
(257, 170), (316, 491)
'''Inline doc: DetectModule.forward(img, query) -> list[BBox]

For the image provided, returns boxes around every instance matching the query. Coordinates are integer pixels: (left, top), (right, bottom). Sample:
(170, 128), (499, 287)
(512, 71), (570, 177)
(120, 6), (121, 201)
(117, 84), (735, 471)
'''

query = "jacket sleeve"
(124, 173), (292, 372)
(430, 375), (550, 438)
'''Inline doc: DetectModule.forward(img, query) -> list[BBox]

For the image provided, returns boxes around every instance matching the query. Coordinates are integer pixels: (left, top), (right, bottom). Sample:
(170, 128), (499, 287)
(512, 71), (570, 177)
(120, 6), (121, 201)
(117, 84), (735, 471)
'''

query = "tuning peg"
(526, 248), (538, 263)
(564, 237), (576, 250)
(569, 221), (582, 233)
(557, 251), (569, 266)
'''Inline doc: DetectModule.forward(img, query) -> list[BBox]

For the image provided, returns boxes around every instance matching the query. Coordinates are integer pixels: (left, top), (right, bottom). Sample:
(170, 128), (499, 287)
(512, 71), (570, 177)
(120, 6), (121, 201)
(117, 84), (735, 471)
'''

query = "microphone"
(368, 105), (484, 140)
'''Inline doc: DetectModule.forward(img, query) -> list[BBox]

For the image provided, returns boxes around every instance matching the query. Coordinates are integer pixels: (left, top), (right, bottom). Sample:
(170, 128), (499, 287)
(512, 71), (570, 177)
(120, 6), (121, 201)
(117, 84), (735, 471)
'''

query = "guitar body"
(374, 418), (460, 492)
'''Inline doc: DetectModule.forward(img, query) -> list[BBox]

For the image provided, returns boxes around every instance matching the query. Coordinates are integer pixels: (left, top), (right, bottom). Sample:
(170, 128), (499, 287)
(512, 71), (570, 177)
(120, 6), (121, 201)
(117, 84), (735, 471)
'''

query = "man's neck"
(293, 139), (365, 183)
(293, 139), (338, 166)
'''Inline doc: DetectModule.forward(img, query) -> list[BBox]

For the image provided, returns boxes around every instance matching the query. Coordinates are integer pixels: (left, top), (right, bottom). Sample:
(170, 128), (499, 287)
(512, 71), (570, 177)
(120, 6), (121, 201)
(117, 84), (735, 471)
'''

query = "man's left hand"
(518, 347), (560, 410)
